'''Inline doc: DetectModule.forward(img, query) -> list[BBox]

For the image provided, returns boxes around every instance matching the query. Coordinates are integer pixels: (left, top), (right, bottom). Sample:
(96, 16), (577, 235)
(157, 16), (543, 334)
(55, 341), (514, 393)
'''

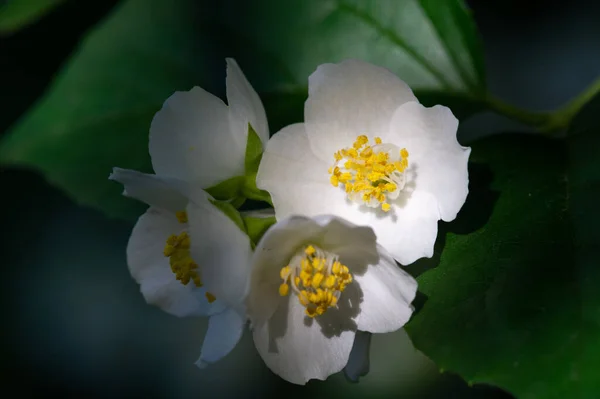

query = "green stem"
(484, 95), (552, 127)
(484, 75), (600, 134)
(552, 75), (600, 125)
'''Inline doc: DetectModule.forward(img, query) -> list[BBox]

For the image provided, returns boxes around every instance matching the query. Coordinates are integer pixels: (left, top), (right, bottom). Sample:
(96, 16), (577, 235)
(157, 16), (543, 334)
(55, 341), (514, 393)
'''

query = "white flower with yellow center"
(245, 215), (417, 384)
(256, 59), (470, 265)
(110, 169), (253, 368)
(108, 57), (266, 367)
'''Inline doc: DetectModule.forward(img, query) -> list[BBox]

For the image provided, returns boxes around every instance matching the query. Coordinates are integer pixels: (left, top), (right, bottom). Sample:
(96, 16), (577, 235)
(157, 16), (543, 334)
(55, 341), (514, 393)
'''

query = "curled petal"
(343, 331), (372, 382)
(196, 308), (246, 368)
(109, 168), (187, 212)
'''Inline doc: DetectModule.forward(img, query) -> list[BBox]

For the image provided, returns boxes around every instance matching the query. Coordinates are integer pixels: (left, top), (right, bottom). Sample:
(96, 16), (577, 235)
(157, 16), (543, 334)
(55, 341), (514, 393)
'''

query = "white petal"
(252, 294), (356, 384)
(187, 192), (253, 309)
(273, 186), (440, 265)
(312, 215), (381, 273)
(127, 207), (226, 317)
(247, 214), (378, 326)
(196, 308), (246, 368)
(149, 87), (245, 187)
(109, 168), (187, 212)
(305, 59), (418, 161)
(256, 123), (347, 220)
(247, 215), (325, 327)
(260, 141), (438, 264)
(343, 331), (372, 382)
(226, 58), (269, 145)
(361, 190), (440, 265)
(388, 102), (470, 221)
(353, 247), (417, 333)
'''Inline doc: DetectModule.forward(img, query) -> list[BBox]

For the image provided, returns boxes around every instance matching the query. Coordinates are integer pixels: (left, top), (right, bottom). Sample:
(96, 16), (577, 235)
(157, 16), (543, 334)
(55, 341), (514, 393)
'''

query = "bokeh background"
(1, 0), (598, 397)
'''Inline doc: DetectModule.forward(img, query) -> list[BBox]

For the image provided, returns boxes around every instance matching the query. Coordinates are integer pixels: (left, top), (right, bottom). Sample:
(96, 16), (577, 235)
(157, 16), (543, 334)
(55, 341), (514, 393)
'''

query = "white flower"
(256, 59), (470, 265)
(244, 215), (417, 384)
(108, 57), (266, 367)
(149, 58), (268, 189)
(110, 168), (252, 368)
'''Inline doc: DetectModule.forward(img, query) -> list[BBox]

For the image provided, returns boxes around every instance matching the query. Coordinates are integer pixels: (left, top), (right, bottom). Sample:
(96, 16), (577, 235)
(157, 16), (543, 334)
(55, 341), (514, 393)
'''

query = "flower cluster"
(111, 59), (470, 384)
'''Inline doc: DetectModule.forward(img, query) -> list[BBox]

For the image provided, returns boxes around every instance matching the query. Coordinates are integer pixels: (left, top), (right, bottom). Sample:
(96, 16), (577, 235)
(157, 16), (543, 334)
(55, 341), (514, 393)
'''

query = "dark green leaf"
(208, 199), (246, 234)
(0, 0), (65, 34)
(405, 96), (600, 397)
(245, 124), (263, 175)
(216, 0), (486, 125)
(0, 0), (215, 221)
(243, 214), (276, 246)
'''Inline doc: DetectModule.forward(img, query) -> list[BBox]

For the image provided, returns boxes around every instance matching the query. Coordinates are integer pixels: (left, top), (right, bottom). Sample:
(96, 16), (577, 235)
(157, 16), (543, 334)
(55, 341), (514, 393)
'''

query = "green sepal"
(205, 175), (244, 201)
(244, 124), (263, 175)
(242, 215), (276, 247)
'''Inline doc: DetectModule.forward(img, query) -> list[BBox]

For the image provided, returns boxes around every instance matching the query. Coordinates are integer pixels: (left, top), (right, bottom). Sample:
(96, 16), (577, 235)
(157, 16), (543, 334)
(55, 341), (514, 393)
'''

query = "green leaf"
(0, 0), (65, 34)
(245, 124), (263, 175)
(216, 0), (486, 124)
(0, 0), (486, 221)
(205, 176), (244, 201)
(208, 199), (246, 234)
(242, 214), (276, 246)
(405, 96), (600, 397)
(0, 0), (214, 221)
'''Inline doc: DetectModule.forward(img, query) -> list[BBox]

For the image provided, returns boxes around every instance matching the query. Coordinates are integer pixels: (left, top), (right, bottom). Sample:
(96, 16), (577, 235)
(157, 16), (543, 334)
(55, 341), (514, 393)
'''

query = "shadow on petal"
(266, 297), (290, 354)
(312, 281), (364, 339)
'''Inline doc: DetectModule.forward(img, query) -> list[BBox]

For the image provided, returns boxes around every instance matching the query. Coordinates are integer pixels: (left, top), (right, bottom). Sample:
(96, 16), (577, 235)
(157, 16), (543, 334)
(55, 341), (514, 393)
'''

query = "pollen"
(278, 244), (353, 318)
(329, 135), (409, 211)
(164, 231), (203, 287)
(175, 210), (188, 223)
(205, 292), (217, 303)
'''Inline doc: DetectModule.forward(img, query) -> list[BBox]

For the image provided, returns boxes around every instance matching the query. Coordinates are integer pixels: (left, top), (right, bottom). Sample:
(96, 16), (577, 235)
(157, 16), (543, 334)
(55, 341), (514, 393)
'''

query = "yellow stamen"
(279, 283), (290, 296)
(329, 135), (409, 211)
(205, 292), (217, 303)
(278, 244), (353, 318)
(175, 210), (188, 223)
(163, 232), (202, 287)
(163, 213), (218, 303)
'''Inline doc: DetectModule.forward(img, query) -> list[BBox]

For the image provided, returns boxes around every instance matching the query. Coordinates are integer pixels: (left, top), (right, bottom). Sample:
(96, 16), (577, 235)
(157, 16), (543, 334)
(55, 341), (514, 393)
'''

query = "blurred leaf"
(405, 96), (600, 397)
(0, 0), (214, 220)
(0, 0), (485, 221)
(216, 0), (486, 124)
(0, 0), (65, 34)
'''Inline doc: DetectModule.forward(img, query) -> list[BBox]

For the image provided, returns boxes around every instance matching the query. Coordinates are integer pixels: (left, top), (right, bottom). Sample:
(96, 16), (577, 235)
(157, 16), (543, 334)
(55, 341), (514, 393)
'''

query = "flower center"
(329, 135), (409, 212)
(278, 244), (353, 318)
(163, 211), (216, 303)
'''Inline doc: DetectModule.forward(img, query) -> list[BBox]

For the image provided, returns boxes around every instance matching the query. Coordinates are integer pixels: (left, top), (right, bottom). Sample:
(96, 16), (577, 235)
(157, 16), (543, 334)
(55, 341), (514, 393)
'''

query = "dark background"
(1, 0), (598, 397)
